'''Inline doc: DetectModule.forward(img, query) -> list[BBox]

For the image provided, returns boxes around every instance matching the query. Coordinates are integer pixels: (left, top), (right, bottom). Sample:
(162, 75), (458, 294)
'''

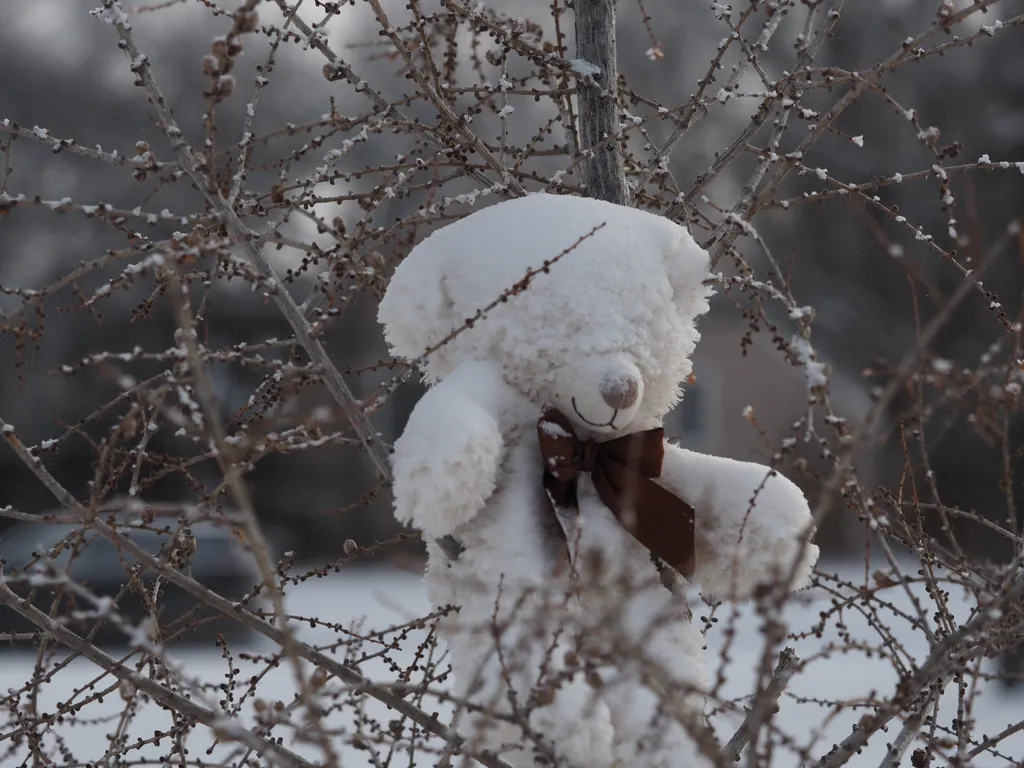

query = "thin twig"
(0, 582), (315, 768)
(0, 413), (516, 768)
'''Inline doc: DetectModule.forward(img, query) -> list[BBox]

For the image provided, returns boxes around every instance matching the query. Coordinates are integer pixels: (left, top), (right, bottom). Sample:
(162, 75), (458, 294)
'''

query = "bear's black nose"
(599, 373), (639, 410)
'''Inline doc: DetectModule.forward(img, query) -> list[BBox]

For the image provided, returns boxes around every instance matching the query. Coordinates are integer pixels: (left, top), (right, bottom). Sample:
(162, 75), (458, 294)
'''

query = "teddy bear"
(377, 193), (820, 767)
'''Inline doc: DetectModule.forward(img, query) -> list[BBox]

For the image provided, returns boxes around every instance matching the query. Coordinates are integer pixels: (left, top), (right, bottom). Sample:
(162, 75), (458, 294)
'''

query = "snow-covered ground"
(2, 558), (1022, 766)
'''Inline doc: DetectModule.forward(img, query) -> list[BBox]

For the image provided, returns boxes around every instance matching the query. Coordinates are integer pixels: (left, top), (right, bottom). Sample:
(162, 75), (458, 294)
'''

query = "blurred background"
(0, 0), (1022, 622)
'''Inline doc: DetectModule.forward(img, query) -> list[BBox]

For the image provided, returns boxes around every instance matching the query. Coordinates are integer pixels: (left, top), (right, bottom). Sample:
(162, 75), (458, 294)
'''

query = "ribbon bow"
(537, 406), (697, 578)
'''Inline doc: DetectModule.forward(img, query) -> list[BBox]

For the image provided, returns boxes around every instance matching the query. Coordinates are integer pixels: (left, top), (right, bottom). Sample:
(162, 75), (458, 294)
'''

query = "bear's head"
(378, 194), (714, 436)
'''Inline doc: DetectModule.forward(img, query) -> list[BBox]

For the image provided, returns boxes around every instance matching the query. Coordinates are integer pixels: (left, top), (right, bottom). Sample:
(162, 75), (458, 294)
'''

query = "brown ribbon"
(537, 406), (697, 578)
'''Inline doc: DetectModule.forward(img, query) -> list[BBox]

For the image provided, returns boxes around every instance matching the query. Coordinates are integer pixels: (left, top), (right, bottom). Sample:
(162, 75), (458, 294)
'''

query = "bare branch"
(0, 582), (316, 768)
(724, 648), (799, 762)
(95, 0), (394, 480)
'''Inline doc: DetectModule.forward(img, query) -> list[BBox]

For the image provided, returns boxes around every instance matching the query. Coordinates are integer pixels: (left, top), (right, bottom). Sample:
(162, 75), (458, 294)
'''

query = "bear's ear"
(662, 227), (714, 321)
(377, 250), (459, 366)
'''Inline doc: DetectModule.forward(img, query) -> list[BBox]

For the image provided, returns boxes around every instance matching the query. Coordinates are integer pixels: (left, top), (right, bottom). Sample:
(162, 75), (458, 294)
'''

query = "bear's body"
(378, 194), (819, 767)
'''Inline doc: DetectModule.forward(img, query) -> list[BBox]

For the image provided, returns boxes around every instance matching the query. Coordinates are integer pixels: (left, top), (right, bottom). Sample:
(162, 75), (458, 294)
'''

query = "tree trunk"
(574, 0), (630, 207)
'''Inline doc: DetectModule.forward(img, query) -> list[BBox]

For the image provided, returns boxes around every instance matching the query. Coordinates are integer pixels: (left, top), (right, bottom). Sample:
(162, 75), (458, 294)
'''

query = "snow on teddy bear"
(378, 194), (820, 767)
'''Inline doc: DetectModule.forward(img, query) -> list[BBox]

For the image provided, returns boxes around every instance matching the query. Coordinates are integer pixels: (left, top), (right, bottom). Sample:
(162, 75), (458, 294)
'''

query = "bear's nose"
(599, 373), (639, 411)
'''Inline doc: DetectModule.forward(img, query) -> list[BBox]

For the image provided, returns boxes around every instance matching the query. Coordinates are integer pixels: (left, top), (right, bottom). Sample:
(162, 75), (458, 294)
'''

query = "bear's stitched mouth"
(571, 397), (618, 429)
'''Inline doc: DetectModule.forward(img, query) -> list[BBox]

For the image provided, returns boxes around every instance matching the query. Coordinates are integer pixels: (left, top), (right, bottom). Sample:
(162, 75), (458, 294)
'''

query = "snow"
(2, 560), (1021, 766)
(659, 444), (819, 600)
(570, 58), (602, 78)
(377, 194), (712, 389)
(90, 3), (130, 28)
(389, 360), (512, 538)
(539, 419), (572, 439)
(791, 335), (829, 391)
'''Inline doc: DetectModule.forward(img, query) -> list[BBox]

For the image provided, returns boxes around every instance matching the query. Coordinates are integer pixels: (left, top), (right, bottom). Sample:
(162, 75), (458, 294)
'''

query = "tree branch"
(0, 582), (315, 768)
(95, 1), (393, 481)
(161, 266), (339, 765)
(723, 647), (799, 762)
(817, 576), (1024, 767)
(877, 693), (935, 768)
(0, 413), (516, 768)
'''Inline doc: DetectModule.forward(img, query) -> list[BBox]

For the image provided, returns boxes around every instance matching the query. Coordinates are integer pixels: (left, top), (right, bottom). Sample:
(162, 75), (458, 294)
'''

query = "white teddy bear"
(378, 194), (819, 767)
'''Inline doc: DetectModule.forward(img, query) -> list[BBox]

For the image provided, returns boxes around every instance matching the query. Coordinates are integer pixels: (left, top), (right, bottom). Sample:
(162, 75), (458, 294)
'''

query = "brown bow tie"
(537, 406), (696, 578)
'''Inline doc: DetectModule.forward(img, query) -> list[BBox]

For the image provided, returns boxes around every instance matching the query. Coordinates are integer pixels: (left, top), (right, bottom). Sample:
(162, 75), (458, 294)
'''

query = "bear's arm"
(657, 444), (820, 601)
(391, 361), (511, 538)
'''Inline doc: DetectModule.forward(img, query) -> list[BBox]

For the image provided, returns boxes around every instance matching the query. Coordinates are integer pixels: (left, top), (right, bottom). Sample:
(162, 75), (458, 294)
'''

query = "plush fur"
(378, 194), (819, 767)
